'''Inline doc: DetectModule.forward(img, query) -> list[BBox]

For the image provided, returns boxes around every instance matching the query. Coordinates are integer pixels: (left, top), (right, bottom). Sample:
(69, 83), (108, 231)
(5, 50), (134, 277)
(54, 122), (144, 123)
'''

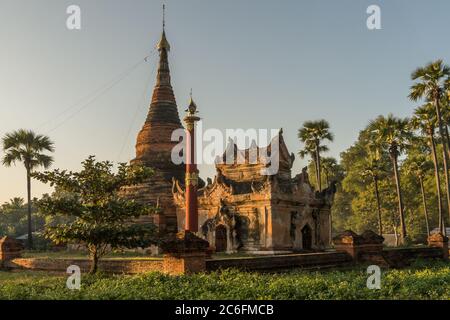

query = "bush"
(0, 261), (449, 300)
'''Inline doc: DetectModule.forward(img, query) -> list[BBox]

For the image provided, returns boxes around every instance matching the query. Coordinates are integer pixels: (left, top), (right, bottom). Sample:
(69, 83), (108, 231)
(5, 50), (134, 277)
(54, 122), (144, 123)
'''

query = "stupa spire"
(157, 4), (171, 52)
(155, 5), (172, 88)
(133, 4), (183, 172)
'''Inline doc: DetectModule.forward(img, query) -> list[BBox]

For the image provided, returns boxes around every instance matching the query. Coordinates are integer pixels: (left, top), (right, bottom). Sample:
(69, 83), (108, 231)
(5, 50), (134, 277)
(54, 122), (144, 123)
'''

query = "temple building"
(172, 133), (336, 253)
(123, 20), (336, 252)
(120, 25), (184, 233)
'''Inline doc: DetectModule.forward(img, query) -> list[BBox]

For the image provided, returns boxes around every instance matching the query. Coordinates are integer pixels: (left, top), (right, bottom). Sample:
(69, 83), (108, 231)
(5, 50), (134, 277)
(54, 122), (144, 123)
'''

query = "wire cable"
(36, 51), (156, 134)
(116, 55), (158, 162)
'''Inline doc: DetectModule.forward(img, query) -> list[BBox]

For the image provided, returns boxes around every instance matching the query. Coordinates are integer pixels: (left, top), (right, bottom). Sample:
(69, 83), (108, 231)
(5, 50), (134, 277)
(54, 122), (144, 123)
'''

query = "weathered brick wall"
(3, 248), (446, 275)
(4, 258), (163, 274)
(380, 247), (444, 268)
(206, 252), (353, 271)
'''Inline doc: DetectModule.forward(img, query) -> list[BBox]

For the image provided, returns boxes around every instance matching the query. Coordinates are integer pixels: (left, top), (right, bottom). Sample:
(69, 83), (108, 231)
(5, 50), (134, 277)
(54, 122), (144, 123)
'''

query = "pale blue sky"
(1, 0), (450, 202)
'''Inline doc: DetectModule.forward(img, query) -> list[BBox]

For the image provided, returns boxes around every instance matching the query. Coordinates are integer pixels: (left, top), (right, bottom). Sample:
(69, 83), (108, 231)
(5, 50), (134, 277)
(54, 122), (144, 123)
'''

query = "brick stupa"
(121, 26), (184, 233)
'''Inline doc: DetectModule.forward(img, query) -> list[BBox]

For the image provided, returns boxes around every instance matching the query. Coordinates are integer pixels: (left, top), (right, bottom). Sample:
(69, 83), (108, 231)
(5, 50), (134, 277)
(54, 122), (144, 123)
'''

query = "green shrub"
(0, 261), (449, 300)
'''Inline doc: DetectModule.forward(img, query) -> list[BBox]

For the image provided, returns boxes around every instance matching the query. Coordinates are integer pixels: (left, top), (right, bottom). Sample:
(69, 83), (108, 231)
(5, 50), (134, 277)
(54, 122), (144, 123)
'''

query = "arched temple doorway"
(301, 224), (312, 250)
(215, 225), (227, 252)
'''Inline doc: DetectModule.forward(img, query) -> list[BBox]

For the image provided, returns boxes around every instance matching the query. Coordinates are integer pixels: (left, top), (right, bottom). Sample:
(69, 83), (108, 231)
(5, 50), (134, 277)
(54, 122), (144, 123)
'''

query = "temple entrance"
(215, 225), (227, 252)
(301, 224), (312, 250)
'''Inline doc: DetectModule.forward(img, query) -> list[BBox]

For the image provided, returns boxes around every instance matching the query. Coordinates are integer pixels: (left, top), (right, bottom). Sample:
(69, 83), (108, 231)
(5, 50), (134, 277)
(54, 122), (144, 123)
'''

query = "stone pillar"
(333, 230), (384, 263)
(161, 230), (209, 275)
(184, 97), (201, 232)
(428, 232), (449, 260)
(0, 236), (24, 268)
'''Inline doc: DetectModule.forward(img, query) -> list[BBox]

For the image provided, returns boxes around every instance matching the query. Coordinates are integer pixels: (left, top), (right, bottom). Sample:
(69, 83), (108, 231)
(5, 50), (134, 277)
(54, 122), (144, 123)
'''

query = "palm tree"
(411, 104), (445, 233)
(409, 60), (450, 235)
(404, 153), (433, 236)
(362, 144), (385, 236)
(320, 156), (338, 244)
(2, 129), (54, 249)
(6, 197), (25, 209)
(440, 95), (450, 160)
(321, 157), (338, 188)
(299, 144), (328, 190)
(298, 120), (334, 192)
(368, 115), (411, 243)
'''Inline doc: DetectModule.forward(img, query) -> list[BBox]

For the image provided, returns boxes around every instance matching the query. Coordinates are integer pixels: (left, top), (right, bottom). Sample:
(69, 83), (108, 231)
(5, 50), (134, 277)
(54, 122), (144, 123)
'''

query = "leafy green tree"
(403, 153), (433, 235)
(338, 128), (392, 237)
(303, 146), (328, 191)
(308, 156), (342, 243)
(409, 60), (450, 234)
(2, 129), (54, 249)
(368, 115), (412, 243)
(321, 157), (338, 188)
(298, 120), (334, 192)
(411, 104), (445, 232)
(0, 198), (26, 236)
(361, 152), (385, 236)
(0, 198), (46, 239)
(33, 156), (159, 273)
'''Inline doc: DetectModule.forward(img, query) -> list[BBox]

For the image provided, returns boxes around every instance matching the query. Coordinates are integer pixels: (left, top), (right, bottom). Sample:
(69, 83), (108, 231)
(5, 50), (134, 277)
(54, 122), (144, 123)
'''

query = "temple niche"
(173, 131), (336, 254)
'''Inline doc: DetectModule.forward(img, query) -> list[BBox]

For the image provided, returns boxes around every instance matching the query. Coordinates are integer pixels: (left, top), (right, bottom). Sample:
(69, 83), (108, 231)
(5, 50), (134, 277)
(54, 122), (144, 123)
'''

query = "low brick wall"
(4, 258), (163, 274)
(206, 252), (353, 271)
(353, 247), (445, 268)
(381, 247), (444, 268)
(333, 230), (448, 268)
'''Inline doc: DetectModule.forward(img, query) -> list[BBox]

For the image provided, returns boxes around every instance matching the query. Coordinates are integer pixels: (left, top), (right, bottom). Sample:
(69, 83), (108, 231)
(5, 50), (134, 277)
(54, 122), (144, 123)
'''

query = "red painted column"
(184, 99), (200, 232)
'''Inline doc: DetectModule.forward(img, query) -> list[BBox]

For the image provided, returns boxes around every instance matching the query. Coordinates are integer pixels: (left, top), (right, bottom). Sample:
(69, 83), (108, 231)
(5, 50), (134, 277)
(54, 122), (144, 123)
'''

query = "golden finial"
(185, 89), (198, 115)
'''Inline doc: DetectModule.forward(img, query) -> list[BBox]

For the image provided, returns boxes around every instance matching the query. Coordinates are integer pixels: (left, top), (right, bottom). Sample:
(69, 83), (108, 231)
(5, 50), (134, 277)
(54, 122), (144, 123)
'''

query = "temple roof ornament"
(184, 91), (201, 131)
(185, 90), (198, 116)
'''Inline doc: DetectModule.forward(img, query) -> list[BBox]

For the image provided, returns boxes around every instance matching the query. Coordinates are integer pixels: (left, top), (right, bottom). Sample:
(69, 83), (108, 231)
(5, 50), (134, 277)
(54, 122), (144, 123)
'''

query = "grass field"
(0, 260), (449, 300)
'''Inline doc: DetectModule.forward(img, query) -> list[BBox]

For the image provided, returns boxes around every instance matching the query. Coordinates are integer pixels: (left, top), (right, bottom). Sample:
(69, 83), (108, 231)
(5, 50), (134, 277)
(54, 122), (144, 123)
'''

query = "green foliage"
(332, 79), (450, 242)
(0, 198), (45, 238)
(2, 129), (55, 249)
(0, 261), (449, 300)
(2, 129), (54, 170)
(307, 157), (344, 192)
(31, 156), (160, 273)
(298, 120), (334, 192)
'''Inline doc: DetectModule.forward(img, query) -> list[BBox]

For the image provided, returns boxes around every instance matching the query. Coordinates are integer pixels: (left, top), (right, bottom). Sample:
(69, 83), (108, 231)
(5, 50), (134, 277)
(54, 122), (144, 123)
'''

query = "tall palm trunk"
(315, 144), (322, 192)
(373, 175), (383, 236)
(434, 95), (450, 235)
(390, 150), (407, 243)
(418, 175), (431, 236)
(312, 158), (319, 191)
(429, 132), (444, 232)
(444, 124), (450, 229)
(26, 167), (33, 249)
(391, 211), (399, 247)
(444, 124), (450, 160)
